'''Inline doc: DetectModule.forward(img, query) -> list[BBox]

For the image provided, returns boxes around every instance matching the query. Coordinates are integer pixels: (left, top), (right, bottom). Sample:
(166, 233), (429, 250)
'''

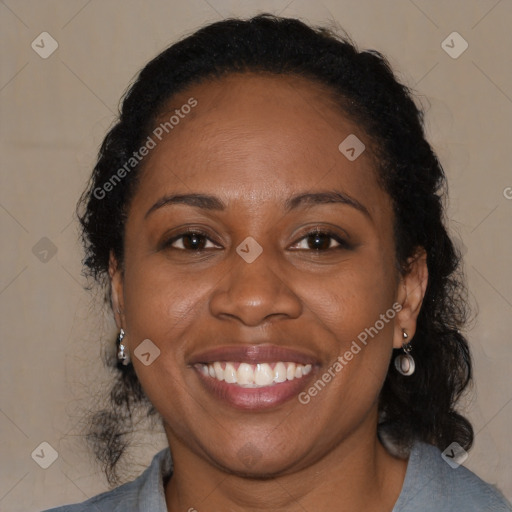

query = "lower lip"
(194, 368), (316, 410)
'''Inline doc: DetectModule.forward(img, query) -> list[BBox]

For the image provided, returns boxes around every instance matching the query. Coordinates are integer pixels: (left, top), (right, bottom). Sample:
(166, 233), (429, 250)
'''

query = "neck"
(164, 421), (408, 512)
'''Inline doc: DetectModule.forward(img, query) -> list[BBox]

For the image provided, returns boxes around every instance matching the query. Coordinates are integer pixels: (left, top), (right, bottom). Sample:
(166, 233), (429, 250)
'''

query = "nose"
(209, 247), (302, 327)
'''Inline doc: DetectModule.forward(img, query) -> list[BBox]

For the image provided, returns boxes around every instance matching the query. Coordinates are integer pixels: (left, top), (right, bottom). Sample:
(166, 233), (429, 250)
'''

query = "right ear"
(108, 250), (125, 330)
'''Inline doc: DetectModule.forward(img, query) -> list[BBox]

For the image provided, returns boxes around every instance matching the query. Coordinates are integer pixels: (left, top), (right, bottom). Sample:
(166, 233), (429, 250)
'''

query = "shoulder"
(393, 441), (512, 512)
(41, 448), (172, 512)
(41, 481), (138, 512)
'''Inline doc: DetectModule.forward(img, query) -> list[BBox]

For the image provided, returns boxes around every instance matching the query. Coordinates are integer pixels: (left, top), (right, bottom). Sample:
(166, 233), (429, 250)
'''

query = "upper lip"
(188, 344), (319, 366)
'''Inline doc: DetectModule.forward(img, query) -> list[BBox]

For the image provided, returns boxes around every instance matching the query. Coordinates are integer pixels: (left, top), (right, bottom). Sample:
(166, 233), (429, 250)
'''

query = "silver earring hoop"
(117, 328), (130, 366)
(394, 330), (415, 376)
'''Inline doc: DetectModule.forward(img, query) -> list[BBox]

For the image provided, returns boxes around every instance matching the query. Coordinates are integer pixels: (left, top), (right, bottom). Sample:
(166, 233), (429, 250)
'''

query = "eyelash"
(161, 228), (350, 252)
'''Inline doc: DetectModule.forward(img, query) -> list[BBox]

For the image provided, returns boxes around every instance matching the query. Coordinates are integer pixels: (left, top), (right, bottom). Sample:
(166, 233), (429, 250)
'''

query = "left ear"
(393, 247), (429, 349)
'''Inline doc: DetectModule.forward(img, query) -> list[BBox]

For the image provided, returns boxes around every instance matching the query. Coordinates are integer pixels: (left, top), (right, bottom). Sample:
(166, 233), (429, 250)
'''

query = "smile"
(196, 361), (313, 387)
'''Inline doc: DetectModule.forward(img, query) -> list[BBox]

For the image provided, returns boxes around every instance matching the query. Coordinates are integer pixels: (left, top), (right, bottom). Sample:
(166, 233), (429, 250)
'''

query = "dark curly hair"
(77, 13), (473, 485)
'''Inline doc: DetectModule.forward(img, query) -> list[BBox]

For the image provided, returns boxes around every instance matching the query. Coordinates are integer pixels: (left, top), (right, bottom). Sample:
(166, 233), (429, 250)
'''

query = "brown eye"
(163, 230), (219, 251)
(306, 232), (332, 250)
(292, 230), (350, 251)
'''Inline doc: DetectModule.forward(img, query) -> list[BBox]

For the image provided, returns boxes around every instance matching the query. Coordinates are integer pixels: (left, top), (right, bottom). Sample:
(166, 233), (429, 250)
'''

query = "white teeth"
(255, 363), (274, 386)
(213, 361), (224, 381)
(199, 361), (313, 387)
(274, 362), (287, 383)
(224, 362), (237, 383)
(237, 363), (253, 386)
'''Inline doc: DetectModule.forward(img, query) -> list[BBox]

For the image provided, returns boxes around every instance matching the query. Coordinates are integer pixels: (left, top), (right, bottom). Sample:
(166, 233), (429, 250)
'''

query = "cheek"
(307, 254), (397, 340)
(304, 251), (398, 394)
(119, 267), (211, 421)
(120, 261), (208, 418)
(122, 259), (209, 340)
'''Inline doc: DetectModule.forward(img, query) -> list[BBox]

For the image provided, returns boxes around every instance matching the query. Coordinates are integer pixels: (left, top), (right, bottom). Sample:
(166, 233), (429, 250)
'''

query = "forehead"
(132, 72), (388, 218)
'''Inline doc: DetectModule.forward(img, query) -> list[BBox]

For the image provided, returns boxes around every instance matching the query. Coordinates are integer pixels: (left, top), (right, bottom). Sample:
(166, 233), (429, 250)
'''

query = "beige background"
(1, 1), (511, 510)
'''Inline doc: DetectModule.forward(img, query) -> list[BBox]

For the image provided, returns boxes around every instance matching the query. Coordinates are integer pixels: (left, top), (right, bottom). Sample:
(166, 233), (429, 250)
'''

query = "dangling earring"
(394, 329), (415, 376)
(117, 328), (130, 366)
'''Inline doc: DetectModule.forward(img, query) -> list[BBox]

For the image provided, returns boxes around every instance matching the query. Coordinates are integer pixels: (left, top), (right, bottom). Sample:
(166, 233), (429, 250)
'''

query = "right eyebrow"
(145, 193), (226, 219)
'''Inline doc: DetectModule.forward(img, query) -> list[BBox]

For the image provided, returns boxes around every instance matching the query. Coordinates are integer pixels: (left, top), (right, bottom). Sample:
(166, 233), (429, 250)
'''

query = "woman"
(44, 13), (511, 512)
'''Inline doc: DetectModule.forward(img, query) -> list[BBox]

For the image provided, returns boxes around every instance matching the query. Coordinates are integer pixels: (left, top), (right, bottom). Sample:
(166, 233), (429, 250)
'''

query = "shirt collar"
(113, 447), (173, 512)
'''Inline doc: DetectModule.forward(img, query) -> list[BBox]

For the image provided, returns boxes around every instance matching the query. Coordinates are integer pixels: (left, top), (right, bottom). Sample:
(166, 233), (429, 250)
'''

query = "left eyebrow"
(284, 191), (371, 219)
(144, 190), (371, 220)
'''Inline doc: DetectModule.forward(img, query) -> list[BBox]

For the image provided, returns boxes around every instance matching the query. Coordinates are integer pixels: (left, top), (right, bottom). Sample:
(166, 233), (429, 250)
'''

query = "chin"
(206, 445), (310, 479)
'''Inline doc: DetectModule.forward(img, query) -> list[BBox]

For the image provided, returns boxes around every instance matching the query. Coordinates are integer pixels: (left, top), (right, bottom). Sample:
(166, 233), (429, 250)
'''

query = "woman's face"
(111, 73), (425, 476)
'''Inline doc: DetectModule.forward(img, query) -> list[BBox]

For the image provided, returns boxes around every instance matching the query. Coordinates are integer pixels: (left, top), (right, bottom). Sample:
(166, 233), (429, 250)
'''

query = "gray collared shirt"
(43, 441), (511, 511)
